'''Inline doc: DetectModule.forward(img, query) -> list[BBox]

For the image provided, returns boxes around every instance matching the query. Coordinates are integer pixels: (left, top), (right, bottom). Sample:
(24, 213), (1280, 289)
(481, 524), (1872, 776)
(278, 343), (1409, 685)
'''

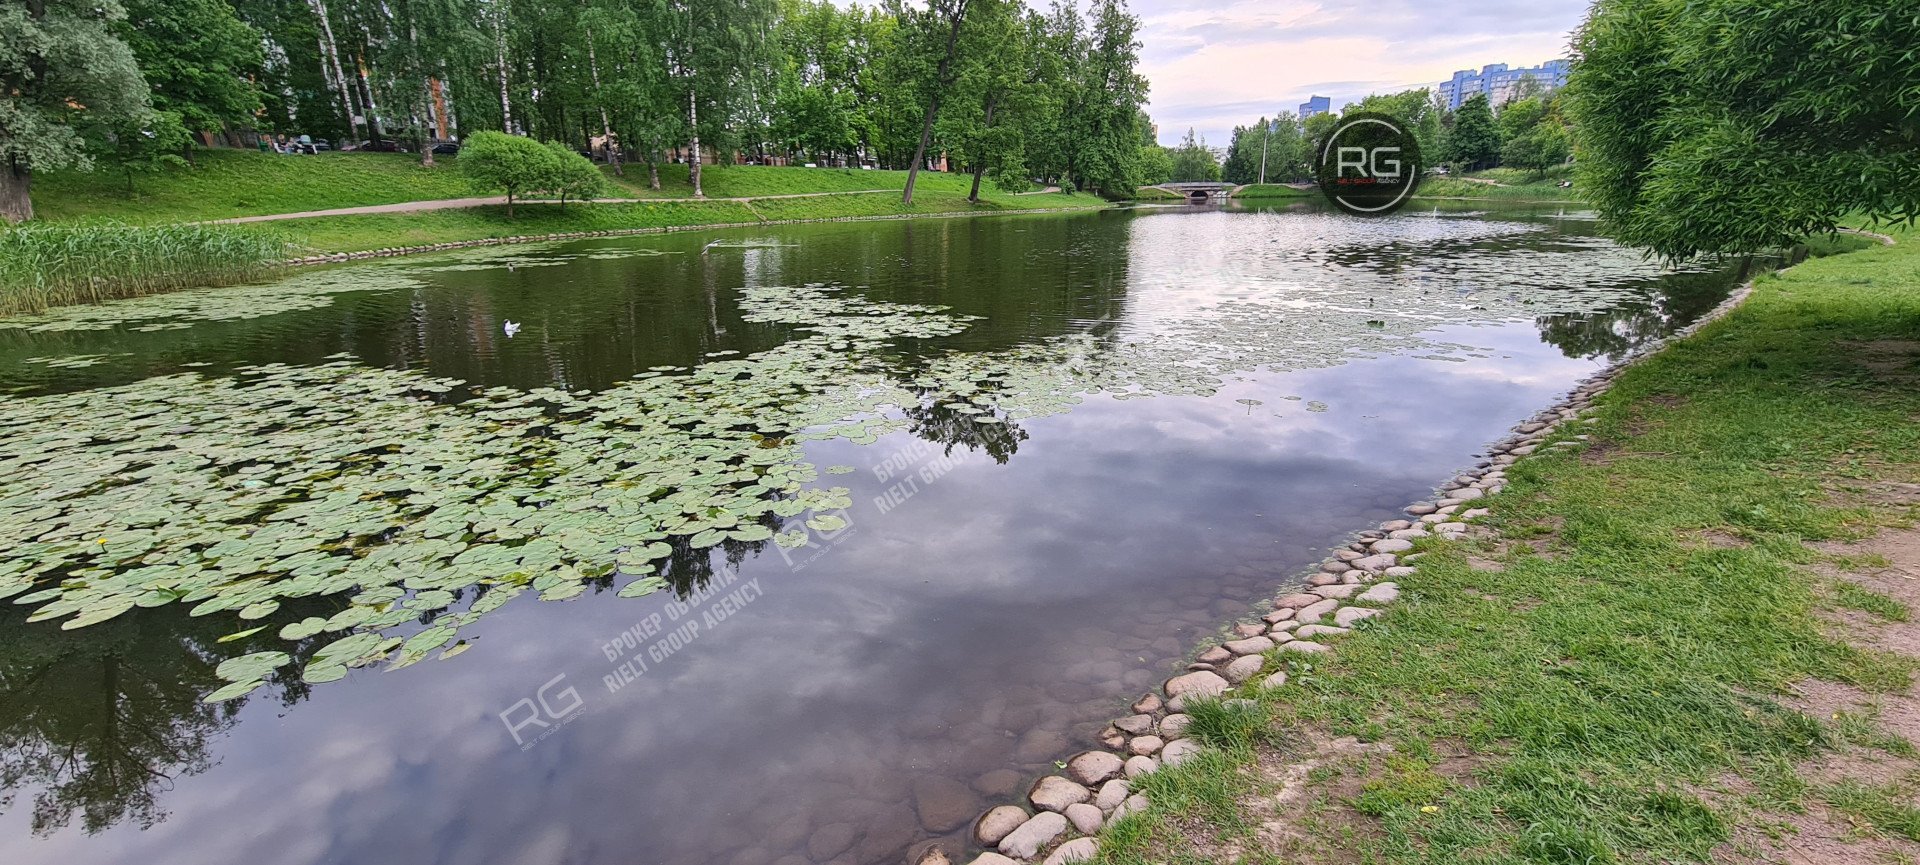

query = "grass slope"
(603, 162), (1007, 199)
(239, 189), (1108, 254)
(1230, 184), (1316, 200)
(34, 150), (483, 223)
(1416, 171), (1579, 203)
(1100, 230), (1920, 864)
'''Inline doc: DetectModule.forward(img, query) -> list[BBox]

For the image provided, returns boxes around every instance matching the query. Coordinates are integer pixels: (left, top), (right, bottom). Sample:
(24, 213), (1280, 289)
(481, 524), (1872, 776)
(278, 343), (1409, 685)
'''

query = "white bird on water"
(503, 320), (521, 338)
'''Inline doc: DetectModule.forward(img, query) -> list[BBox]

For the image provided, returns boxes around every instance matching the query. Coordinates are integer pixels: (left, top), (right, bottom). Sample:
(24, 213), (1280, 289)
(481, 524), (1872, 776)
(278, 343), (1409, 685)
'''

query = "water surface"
(0, 202), (1741, 865)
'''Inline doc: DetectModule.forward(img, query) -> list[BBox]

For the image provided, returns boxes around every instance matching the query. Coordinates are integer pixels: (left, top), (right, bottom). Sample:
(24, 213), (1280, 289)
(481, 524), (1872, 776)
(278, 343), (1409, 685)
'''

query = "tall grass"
(0, 222), (289, 316)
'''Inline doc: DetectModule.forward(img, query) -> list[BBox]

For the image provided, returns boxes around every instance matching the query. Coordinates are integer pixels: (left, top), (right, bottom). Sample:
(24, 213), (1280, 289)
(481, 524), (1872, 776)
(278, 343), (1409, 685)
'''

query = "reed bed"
(0, 222), (289, 316)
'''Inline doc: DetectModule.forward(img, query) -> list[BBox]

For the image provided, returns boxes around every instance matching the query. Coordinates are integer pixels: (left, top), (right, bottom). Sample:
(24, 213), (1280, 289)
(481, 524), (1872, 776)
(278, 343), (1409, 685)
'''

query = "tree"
(1136, 143), (1172, 185)
(898, 0), (973, 205)
(543, 141), (603, 206)
(939, 1), (1057, 200)
(90, 110), (192, 194)
(1068, 0), (1149, 195)
(1569, 0), (1920, 259)
(0, 0), (154, 222)
(461, 130), (559, 215)
(1501, 122), (1570, 178)
(666, 0), (778, 198)
(1355, 87), (1440, 161)
(1302, 110), (1338, 167)
(115, 0), (265, 159)
(1167, 127), (1219, 182)
(1444, 93), (1499, 171)
(1221, 114), (1305, 185)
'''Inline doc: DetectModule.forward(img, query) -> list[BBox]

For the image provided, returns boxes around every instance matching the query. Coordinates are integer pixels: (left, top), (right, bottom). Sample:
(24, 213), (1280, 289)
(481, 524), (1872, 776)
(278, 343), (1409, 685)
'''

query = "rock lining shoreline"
(940, 280), (1759, 865)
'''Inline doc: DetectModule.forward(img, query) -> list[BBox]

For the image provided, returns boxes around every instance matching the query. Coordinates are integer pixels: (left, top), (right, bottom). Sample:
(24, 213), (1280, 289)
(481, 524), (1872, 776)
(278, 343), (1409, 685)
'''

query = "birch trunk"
(308, 0), (362, 142)
(688, 89), (703, 198)
(586, 32), (621, 174)
(491, 2), (513, 132)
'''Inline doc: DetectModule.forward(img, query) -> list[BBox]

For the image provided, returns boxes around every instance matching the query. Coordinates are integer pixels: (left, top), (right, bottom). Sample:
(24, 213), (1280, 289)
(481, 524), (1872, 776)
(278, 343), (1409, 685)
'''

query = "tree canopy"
(1568, 0), (1920, 258)
(0, 0), (155, 221)
(0, 0), (1164, 219)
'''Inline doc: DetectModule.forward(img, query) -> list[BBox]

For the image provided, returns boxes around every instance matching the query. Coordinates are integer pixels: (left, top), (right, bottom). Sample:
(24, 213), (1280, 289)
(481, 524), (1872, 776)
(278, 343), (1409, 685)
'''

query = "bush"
(460, 131), (559, 216)
(542, 142), (603, 206)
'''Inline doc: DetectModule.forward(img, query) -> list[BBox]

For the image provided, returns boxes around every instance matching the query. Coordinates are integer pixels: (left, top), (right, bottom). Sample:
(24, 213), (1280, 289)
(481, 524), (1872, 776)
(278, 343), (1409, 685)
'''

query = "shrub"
(542, 142), (604, 207)
(460, 131), (559, 216)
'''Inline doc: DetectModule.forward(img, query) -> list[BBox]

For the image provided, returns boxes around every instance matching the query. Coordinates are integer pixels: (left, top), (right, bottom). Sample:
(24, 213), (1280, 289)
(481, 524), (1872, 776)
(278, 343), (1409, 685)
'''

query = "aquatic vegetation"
(0, 217), (1728, 700)
(0, 223), (291, 316)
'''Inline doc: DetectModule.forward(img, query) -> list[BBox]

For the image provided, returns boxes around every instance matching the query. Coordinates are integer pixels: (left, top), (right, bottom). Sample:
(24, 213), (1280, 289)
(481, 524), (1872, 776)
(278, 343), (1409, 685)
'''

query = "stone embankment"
(944, 282), (1757, 865)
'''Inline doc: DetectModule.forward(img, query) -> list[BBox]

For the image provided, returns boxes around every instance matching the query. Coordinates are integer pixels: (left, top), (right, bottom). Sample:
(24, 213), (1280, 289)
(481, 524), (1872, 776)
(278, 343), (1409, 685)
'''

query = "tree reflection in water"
(0, 605), (321, 836)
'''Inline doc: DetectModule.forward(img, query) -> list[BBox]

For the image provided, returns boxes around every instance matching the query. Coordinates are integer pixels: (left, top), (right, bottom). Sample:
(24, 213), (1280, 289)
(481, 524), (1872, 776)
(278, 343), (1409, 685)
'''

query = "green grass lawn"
(1099, 229), (1920, 864)
(602, 162), (1012, 199)
(1230, 184), (1316, 200)
(1415, 175), (1579, 202)
(238, 189), (1107, 254)
(34, 150), (488, 223)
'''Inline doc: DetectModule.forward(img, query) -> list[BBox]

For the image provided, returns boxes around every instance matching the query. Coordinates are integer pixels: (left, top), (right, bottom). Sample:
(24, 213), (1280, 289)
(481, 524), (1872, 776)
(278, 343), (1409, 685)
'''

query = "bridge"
(1148, 182), (1239, 204)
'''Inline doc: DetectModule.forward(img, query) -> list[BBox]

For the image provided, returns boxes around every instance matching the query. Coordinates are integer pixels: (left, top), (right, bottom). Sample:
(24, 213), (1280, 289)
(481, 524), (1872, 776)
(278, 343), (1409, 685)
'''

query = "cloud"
(1132, 0), (1590, 145)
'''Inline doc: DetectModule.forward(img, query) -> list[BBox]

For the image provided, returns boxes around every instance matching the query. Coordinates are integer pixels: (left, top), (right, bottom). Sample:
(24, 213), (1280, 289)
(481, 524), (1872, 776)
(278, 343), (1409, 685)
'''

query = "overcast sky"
(1132, 0), (1590, 146)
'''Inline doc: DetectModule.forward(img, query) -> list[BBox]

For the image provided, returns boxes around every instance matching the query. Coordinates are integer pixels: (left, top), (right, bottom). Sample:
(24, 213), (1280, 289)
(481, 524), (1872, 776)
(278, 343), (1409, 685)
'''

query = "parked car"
(285, 135), (330, 154)
(428, 140), (461, 155)
(358, 139), (408, 153)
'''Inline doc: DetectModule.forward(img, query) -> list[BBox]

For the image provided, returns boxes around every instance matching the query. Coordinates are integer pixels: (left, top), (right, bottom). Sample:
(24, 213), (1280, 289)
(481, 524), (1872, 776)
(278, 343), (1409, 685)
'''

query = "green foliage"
(542, 142), (604, 205)
(0, 0), (153, 219)
(1501, 121), (1572, 178)
(1221, 113), (1306, 185)
(0, 222), (286, 314)
(116, 0), (264, 134)
(1166, 128), (1220, 182)
(1301, 111), (1339, 164)
(460, 131), (560, 211)
(1568, 0), (1920, 259)
(1444, 93), (1500, 170)
(1354, 87), (1442, 160)
(1135, 145), (1173, 186)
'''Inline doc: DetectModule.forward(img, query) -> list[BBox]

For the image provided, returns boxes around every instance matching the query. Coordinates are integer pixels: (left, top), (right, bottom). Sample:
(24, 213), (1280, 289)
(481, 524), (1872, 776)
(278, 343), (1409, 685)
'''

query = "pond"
(0, 201), (1744, 865)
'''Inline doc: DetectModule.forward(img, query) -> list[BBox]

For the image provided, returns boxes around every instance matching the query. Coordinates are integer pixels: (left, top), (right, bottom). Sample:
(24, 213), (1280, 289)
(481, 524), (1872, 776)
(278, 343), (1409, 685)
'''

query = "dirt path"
(202, 188), (898, 225)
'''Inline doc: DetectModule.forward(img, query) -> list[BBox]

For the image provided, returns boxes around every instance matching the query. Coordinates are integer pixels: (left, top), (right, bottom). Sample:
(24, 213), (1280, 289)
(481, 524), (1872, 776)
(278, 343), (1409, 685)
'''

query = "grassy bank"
(34, 150), (481, 223)
(1416, 173), (1580, 203)
(234, 188), (1107, 255)
(1230, 184), (1315, 200)
(0, 223), (288, 316)
(1100, 230), (1920, 863)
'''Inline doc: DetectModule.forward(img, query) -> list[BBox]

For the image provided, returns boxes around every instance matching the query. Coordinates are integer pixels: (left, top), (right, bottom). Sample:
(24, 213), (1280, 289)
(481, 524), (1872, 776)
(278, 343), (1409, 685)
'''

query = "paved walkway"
(202, 188), (898, 224)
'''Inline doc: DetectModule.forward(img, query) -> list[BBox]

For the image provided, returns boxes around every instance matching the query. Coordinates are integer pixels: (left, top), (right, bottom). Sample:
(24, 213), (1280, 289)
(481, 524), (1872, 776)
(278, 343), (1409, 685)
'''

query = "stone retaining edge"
(946, 272), (1773, 865)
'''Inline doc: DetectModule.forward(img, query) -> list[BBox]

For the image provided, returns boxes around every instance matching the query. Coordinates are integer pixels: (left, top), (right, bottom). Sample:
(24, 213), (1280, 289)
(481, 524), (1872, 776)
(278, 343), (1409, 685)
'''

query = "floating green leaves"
(1, 220), (1715, 701)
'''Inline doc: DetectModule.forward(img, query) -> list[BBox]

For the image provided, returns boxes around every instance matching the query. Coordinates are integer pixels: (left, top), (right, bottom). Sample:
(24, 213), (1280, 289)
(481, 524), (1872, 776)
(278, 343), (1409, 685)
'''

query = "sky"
(1131, 0), (1592, 146)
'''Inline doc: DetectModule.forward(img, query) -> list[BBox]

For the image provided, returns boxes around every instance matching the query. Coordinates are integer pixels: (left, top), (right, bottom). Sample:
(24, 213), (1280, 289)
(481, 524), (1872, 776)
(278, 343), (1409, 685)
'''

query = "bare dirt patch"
(1845, 340), (1920, 384)
(1238, 734), (1394, 865)
(1709, 523), (1920, 864)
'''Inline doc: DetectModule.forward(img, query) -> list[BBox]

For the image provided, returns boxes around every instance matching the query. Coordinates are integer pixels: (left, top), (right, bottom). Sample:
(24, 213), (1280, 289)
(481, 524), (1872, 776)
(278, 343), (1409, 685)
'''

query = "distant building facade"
(1298, 95), (1331, 119)
(1437, 59), (1571, 109)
